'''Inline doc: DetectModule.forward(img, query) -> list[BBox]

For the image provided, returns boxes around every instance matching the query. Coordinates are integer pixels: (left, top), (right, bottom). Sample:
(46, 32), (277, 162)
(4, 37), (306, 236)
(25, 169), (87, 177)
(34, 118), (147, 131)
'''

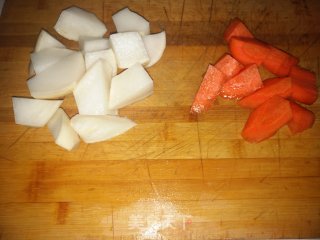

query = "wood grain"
(0, 0), (320, 239)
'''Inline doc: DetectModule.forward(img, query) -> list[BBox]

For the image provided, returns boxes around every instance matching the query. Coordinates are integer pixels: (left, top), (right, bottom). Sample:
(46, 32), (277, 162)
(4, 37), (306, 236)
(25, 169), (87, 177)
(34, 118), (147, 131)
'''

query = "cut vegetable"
(34, 29), (66, 52)
(238, 77), (292, 108)
(241, 96), (293, 143)
(70, 114), (136, 143)
(290, 65), (317, 85)
(12, 97), (63, 127)
(30, 48), (74, 74)
(112, 7), (150, 35)
(220, 64), (262, 99)
(287, 101), (315, 134)
(190, 65), (227, 114)
(47, 108), (80, 151)
(54, 6), (107, 41)
(84, 49), (117, 76)
(73, 60), (117, 115)
(290, 78), (318, 105)
(224, 18), (254, 43)
(27, 51), (85, 99)
(110, 32), (150, 69)
(229, 37), (271, 66)
(214, 53), (244, 79)
(109, 63), (153, 109)
(79, 37), (109, 53)
(142, 31), (166, 67)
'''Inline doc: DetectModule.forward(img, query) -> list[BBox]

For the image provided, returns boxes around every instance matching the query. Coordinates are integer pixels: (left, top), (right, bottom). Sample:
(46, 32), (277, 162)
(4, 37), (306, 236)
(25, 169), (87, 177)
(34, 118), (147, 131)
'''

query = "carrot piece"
(229, 37), (271, 66)
(287, 101), (315, 134)
(290, 65), (317, 85)
(290, 78), (318, 105)
(190, 65), (227, 114)
(262, 46), (299, 76)
(224, 18), (254, 43)
(238, 77), (292, 108)
(221, 64), (263, 99)
(241, 96), (293, 143)
(214, 54), (244, 79)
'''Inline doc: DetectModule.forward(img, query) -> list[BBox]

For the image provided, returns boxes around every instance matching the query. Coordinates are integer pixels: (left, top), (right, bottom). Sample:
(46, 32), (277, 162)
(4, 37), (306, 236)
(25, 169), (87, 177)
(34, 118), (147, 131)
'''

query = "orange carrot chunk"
(224, 18), (254, 43)
(241, 96), (293, 143)
(238, 77), (292, 108)
(290, 65), (317, 85)
(290, 78), (318, 105)
(262, 46), (299, 76)
(221, 64), (263, 99)
(229, 37), (271, 66)
(190, 65), (227, 114)
(214, 53), (245, 79)
(287, 101), (315, 134)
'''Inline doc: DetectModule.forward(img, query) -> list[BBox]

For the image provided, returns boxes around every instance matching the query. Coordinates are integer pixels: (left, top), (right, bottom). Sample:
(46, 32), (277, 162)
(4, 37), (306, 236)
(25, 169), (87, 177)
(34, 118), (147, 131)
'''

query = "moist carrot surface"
(229, 37), (271, 66)
(287, 101), (315, 134)
(221, 64), (263, 99)
(214, 54), (244, 79)
(241, 96), (293, 143)
(190, 65), (227, 114)
(290, 65), (317, 85)
(291, 78), (318, 105)
(224, 18), (254, 43)
(238, 77), (292, 108)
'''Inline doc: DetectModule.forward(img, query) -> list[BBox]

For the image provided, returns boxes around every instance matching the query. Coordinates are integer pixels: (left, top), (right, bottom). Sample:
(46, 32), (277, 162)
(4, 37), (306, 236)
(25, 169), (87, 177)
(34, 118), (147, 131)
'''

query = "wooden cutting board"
(0, 0), (319, 239)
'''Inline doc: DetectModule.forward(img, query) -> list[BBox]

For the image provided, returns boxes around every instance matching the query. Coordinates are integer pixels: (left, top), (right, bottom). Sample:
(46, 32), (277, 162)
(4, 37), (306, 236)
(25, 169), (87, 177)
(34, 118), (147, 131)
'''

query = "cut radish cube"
(54, 6), (107, 41)
(110, 32), (150, 69)
(12, 97), (63, 127)
(27, 51), (85, 99)
(109, 63), (153, 109)
(143, 31), (166, 67)
(112, 7), (150, 35)
(85, 49), (117, 76)
(31, 48), (74, 74)
(70, 114), (136, 143)
(47, 108), (80, 151)
(34, 29), (66, 52)
(73, 60), (117, 115)
(79, 37), (109, 53)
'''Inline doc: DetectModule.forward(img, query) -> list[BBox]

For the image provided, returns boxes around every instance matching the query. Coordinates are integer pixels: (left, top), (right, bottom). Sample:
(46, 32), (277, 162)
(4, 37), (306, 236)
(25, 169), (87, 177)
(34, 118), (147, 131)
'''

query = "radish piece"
(12, 97), (63, 127)
(27, 51), (85, 99)
(34, 29), (66, 52)
(85, 49), (117, 76)
(109, 63), (153, 109)
(47, 108), (80, 151)
(110, 32), (150, 69)
(79, 37), (109, 53)
(70, 114), (136, 143)
(143, 31), (166, 67)
(112, 7), (150, 36)
(54, 6), (107, 41)
(31, 48), (74, 74)
(73, 60), (117, 115)
(29, 62), (35, 77)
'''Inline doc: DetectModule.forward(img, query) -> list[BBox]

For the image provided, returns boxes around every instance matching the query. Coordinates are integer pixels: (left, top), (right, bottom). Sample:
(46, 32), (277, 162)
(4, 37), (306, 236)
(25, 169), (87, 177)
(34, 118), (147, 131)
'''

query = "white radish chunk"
(143, 31), (166, 67)
(27, 51), (85, 99)
(109, 63), (153, 109)
(79, 37), (109, 53)
(70, 114), (136, 143)
(110, 32), (150, 69)
(47, 108), (80, 151)
(34, 29), (66, 52)
(12, 97), (63, 127)
(112, 8), (150, 36)
(73, 60), (117, 115)
(85, 49), (117, 76)
(31, 48), (74, 74)
(54, 6), (107, 41)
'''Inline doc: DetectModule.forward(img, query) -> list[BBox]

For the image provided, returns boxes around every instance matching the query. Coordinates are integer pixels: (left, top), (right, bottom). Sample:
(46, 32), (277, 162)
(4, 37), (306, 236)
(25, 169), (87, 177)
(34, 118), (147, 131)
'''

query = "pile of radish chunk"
(12, 6), (166, 151)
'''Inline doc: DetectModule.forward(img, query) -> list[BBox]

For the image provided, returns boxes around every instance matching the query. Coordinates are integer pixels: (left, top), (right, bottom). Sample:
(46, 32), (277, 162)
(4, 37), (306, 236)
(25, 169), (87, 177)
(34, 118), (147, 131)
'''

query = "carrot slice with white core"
(142, 31), (166, 67)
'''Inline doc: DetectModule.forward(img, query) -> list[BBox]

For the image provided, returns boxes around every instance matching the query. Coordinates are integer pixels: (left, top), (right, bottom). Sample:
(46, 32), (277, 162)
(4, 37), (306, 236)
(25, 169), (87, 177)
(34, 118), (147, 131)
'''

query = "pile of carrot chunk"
(191, 18), (318, 143)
